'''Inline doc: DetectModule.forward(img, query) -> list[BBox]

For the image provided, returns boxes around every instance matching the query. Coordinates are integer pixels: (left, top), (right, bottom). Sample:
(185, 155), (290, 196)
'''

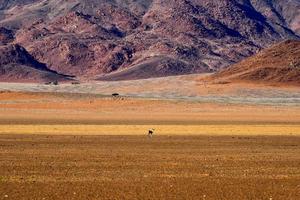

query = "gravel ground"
(1, 135), (299, 200)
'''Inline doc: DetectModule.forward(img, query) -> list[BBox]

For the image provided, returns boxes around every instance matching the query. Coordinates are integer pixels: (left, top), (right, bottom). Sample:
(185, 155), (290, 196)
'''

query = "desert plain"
(0, 75), (299, 199)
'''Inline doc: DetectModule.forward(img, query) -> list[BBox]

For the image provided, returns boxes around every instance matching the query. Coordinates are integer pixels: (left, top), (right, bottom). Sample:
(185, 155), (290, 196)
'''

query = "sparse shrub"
(214, 81), (231, 85)
(112, 93), (120, 97)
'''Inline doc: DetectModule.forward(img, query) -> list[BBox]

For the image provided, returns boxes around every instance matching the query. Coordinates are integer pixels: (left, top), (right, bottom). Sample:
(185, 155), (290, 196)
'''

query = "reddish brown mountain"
(0, 44), (71, 82)
(0, 0), (299, 81)
(208, 40), (300, 86)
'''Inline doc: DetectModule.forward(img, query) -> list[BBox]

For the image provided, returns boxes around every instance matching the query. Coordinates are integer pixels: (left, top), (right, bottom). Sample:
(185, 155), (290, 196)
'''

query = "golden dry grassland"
(0, 124), (299, 135)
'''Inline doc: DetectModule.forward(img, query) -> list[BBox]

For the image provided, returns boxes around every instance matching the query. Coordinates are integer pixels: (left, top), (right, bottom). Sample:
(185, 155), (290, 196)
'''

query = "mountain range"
(0, 0), (299, 82)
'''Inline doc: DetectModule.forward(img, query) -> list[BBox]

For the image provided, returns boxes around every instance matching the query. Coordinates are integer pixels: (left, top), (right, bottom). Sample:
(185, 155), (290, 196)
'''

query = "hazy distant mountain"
(0, 0), (299, 81)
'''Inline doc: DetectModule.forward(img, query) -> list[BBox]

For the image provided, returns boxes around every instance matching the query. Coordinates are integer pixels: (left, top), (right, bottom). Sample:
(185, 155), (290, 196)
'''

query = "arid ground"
(0, 75), (299, 199)
(1, 135), (300, 200)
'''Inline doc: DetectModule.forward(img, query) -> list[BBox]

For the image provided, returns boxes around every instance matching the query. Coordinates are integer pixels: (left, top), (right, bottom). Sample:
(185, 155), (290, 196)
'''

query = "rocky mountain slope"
(208, 40), (300, 86)
(0, 0), (299, 81)
(0, 44), (71, 82)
